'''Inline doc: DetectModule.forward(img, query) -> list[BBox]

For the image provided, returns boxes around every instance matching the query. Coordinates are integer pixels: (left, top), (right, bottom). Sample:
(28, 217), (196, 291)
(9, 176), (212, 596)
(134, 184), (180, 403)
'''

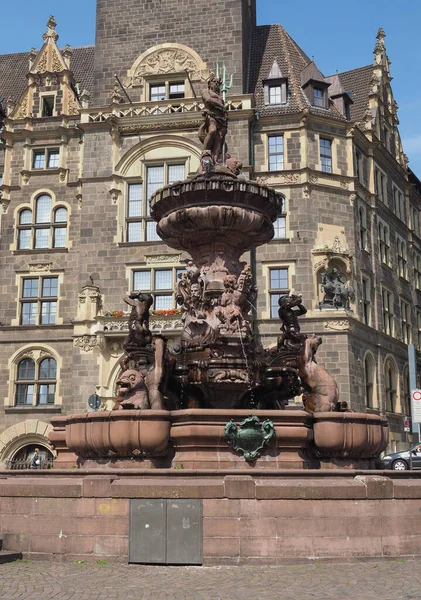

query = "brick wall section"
(0, 473), (421, 564)
(93, 0), (255, 104)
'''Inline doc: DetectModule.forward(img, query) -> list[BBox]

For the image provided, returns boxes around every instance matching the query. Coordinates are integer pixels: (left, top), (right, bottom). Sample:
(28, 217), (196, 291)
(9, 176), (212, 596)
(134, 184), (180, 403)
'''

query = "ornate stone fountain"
(50, 73), (388, 470)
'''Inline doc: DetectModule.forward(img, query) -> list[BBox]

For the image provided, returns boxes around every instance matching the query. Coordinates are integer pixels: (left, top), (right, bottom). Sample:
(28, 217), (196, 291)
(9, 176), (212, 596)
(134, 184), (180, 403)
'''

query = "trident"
(215, 63), (233, 165)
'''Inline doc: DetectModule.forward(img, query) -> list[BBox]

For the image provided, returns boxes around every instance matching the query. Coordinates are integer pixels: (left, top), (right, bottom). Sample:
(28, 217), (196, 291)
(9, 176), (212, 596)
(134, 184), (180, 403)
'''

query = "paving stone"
(0, 558), (421, 599)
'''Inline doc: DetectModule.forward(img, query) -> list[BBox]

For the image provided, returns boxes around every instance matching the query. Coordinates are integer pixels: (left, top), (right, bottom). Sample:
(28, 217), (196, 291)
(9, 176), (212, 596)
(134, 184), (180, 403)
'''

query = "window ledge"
(269, 238), (290, 244)
(5, 405), (62, 414)
(13, 248), (68, 255)
(118, 241), (163, 248)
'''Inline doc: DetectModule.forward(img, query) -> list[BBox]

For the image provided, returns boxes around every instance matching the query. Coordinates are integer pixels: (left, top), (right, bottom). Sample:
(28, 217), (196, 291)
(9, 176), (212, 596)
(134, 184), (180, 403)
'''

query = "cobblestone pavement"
(1, 559), (421, 600)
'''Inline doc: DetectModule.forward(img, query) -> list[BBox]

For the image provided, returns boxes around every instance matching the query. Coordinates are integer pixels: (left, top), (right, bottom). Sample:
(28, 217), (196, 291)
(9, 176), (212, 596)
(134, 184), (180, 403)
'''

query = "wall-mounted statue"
(298, 334), (339, 413)
(320, 268), (354, 309)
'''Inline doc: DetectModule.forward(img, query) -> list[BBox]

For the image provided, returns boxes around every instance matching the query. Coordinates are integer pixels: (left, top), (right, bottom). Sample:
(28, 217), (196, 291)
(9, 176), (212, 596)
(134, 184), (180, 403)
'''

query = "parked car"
(381, 445), (421, 470)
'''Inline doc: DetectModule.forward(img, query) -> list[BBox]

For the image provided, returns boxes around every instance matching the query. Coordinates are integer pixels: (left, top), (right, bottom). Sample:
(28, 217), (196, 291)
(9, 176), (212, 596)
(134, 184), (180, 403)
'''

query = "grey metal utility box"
(129, 499), (202, 565)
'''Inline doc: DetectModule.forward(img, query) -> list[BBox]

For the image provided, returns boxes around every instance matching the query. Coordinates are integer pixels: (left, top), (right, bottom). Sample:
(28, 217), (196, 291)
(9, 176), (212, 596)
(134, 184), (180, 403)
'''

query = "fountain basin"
(62, 410), (171, 459)
(150, 177), (281, 253)
(313, 412), (389, 459)
(170, 409), (314, 469)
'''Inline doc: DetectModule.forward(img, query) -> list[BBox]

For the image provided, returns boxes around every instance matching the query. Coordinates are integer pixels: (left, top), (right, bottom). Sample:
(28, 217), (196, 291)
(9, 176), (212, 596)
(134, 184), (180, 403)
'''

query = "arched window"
(15, 356), (57, 406)
(385, 359), (398, 413)
(17, 194), (68, 250)
(364, 354), (376, 408)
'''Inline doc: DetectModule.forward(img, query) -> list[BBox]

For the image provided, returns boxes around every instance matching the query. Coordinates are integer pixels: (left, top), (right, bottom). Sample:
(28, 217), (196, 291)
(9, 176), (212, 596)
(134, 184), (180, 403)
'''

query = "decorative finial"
(374, 27), (386, 55)
(376, 27), (386, 40)
(43, 15), (58, 41)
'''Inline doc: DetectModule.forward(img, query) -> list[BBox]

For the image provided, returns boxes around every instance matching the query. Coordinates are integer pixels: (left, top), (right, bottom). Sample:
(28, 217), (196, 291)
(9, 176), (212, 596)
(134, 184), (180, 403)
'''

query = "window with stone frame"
(358, 205), (368, 251)
(411, 205), (420, 237)
(374, 165), (387, 202)
(393, 184), (405, 221)
(15, 356), (57, 406)
(319, 137), (332, 173)
(397, 238), (408, 279)
(378, 221), (390, 266)
(32, 148), (60, 170)
(381, 286), (394, 336)
(132, 267), (186, 311)
(20, 276), (58, 325)
(403, 366), (410, 417)
(364, 353), (376, 408)
(273, 195), (287, 239)
(148, 80), (186, 102)
(414, 253), (421, 290)
(385, 358), (398, 413)
(417, 310), (421, 349)
(400, 299), (411, 345)
(354, 149), (362, 183)
(126, 163), (185, 243)
(17, 194), (68, 250)
(362, 276), (371, 326)
(268, 267), (289, 318)
(268, 136), (284, 171)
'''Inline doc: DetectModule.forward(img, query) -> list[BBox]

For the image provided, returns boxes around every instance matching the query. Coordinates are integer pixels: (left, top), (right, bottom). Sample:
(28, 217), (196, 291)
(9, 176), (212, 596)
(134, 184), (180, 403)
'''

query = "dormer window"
(264, 80), (287, 105)
(42, 96), (55, 117)
(313, 87), (325, 107)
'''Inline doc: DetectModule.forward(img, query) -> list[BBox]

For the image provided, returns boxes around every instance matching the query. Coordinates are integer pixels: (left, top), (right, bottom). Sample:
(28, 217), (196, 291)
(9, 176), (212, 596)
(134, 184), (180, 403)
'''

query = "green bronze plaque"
(224, 415), (276, 461)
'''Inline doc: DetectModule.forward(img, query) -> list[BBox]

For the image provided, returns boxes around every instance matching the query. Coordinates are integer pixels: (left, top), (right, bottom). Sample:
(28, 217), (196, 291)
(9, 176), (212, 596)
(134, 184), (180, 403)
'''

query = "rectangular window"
(378, 222), (390, 266)
(320, 138), (332, 173)
(268, 136), (284, 171)
(269, 267), (289, 318)
(273, 216), (286, 239)
(362, 277), (371, 326)
(393, 185), (405, 221)
(47, 149), (60, 169)
(132, 267), (185, 311)
(374, 166), (386, 202)
(397, 239), (407, 279)
(20, 276), (58, 326)
(359, 206), (367, 251)
(42, 96), (55, 117)
(417, 311), (421, 349)
(126, 163), (185, 243)
(169, 83), (185, 99)
(415, 254), (421, 290)
(32, 148), (59, 170)
(382, 288), (394, 336)
(150, 84), (166, 102)
(313, 87), (325, 107)
(33, 151), (45, 169)
(400, 300), (411, 344)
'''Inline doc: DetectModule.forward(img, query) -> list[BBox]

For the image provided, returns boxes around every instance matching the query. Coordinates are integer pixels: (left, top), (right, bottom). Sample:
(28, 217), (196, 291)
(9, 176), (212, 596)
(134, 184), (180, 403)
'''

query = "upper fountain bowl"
(150, 176), (282, 254)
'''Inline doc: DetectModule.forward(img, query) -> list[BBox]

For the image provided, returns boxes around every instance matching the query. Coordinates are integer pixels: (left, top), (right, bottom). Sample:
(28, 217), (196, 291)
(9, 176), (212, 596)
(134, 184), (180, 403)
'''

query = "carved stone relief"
(74, 335), (97, 352)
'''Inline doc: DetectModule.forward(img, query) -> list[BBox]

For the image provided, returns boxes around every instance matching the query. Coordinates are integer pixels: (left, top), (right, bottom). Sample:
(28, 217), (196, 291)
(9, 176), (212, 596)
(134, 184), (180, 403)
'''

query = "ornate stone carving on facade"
(127, 44), (209, 89)
(340, 179), (349, 189)
(280, 173), (300, 184)
(29, 263), (52, 272)
(74, 335), (97, 352)
(145, 254), (181, 264)
(76, 285), (102, 321)
(309, 174), (319, 184)
(13, 90), (29, 119)
(2, 199), (10, 214)
(109, 188), (122, 204)
(119, 119), (203, 135)
(66, 92), (80, 116)
(323, 319), (354, 331)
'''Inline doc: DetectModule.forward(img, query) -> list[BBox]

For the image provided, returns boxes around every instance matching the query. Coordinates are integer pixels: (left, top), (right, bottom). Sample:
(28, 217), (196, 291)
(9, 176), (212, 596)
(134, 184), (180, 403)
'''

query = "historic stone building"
(0, 1), (419, 464)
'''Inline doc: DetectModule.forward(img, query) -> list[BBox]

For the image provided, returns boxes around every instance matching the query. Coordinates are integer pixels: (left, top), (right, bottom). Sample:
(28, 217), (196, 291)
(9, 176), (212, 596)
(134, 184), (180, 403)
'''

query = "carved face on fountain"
(116, 369), (149, 409)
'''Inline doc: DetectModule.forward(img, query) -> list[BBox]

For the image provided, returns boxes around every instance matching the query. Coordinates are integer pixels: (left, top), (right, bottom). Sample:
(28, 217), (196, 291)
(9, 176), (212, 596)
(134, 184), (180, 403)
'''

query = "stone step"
(0, 550), (22, 564)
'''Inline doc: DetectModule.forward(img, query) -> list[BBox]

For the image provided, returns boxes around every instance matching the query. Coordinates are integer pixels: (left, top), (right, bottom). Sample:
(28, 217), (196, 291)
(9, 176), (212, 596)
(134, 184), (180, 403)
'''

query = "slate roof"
(333, 64), (373, 122)
(248, 25), (346, 121)
(0, 46), (95, 103)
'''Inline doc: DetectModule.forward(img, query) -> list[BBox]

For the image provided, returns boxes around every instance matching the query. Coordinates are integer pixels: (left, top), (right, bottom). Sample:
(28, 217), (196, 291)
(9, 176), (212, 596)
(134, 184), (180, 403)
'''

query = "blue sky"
(1, 0), (420, 175)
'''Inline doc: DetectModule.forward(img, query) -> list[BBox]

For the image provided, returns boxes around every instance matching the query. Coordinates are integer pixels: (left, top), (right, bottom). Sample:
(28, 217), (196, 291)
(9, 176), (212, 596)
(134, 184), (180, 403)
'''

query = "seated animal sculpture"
(298, 334), (339, 413)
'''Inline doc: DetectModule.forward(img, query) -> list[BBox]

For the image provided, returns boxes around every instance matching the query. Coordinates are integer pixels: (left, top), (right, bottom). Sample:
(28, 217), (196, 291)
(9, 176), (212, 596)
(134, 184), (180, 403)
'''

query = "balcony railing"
(82, 97), (249, 124)
(6, 457), (54, 470)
